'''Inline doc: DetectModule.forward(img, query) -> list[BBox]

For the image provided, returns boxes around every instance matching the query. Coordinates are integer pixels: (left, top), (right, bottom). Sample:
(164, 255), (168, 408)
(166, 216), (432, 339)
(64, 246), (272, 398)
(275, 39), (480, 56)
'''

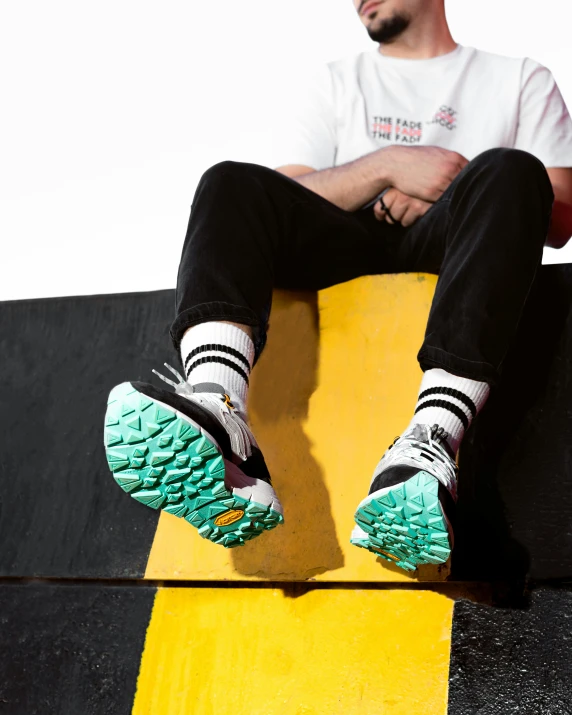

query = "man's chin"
(367, 14), (410, 43)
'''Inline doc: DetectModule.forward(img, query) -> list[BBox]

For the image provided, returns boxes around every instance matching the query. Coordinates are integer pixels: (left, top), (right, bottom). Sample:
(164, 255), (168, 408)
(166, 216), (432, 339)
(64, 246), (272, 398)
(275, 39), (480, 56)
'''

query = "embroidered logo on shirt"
(426, 105), (458, 131)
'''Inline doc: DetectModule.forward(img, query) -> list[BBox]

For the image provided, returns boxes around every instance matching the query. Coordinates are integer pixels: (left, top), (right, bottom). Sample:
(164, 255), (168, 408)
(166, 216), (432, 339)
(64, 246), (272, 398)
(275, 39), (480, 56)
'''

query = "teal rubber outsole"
(104, 382), (284, 548)
(351, 471), (452, 572)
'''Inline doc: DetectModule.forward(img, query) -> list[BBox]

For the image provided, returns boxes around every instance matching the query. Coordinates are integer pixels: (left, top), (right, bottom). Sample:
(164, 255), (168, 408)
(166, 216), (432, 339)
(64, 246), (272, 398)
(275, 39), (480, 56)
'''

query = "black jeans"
(171, 148), (554, 387)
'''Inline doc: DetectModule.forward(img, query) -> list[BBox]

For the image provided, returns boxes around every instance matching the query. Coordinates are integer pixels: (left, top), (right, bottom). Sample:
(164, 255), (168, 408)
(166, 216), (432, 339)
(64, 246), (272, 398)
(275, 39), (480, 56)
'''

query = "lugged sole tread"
(104, 383), (283, 548)
(351, 471), (452, 572)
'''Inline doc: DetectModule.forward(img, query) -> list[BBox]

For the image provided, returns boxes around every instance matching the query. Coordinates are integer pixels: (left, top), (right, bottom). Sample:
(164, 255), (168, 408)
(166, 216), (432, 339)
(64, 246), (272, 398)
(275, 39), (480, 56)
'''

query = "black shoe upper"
(368, 465), (421, 496)
(368, 424), (458, 531)
(368, 463), (456, 533)
(131, 381), (272, 485)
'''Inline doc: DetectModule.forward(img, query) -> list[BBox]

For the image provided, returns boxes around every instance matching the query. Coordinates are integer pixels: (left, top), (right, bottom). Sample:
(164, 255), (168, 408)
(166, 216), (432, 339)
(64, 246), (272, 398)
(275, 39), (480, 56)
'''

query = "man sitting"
(103, 0), (572, 572)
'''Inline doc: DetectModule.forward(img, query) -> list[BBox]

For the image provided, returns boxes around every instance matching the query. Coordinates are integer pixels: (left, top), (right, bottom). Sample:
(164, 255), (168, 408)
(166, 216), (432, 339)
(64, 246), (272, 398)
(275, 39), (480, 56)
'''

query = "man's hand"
(276, 145), (469, 213)
(373, 188), (433, 227)
(383, 145), (469, 203)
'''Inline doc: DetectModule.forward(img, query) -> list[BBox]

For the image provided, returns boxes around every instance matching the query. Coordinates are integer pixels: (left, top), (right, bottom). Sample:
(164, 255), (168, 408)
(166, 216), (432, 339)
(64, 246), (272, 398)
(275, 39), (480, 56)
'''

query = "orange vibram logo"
(214, 509), (245, 527)
(223, 394), (234, 409)
(372, 547), (400, 562)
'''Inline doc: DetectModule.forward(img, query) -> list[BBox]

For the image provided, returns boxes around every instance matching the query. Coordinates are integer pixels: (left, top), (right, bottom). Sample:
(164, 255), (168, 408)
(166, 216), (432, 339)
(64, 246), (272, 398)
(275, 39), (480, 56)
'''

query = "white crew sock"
(409, 368), (490, 455)
(179, 322), (254, 416)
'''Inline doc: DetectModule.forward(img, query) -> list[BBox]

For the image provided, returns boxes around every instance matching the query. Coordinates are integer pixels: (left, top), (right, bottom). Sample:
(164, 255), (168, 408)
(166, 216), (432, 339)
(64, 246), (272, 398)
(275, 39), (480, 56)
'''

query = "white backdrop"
(2, 0), (572, 301)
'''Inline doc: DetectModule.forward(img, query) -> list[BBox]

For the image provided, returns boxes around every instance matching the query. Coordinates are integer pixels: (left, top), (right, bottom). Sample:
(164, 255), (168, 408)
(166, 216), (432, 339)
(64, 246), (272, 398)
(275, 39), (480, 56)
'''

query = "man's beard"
(366, 13), (411, 43)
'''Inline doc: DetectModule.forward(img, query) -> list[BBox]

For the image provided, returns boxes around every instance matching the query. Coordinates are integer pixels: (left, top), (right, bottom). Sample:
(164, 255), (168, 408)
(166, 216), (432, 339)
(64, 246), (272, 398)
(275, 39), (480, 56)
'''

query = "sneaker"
(103, 364), (284, 548)
(350, 423), (457, 572)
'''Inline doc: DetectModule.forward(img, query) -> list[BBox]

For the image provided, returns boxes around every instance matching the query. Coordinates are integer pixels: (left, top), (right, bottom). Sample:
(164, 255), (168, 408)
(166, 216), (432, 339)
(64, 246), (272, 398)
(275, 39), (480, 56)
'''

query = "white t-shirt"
(274, 44), (572, 171)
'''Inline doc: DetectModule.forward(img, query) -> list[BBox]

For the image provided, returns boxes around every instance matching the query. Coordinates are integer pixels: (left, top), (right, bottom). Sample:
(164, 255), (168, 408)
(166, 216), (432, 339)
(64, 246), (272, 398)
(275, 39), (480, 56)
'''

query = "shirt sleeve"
(270, 64), (337, 171)
(514, 59), (572, 168)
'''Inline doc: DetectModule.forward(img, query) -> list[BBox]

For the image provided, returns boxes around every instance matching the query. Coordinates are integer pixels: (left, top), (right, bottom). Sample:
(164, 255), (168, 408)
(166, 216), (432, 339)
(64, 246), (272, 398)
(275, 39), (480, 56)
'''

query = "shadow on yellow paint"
(144, 274), (446, 582)
(232, 291), (344, 578)
(132, 587), (454, 715)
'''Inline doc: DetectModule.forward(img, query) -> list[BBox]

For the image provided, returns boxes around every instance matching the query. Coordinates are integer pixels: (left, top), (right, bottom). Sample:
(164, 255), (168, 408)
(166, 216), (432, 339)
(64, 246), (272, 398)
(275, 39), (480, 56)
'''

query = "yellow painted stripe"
(132, 587), (453, 715)
(145, 274), (443, 582)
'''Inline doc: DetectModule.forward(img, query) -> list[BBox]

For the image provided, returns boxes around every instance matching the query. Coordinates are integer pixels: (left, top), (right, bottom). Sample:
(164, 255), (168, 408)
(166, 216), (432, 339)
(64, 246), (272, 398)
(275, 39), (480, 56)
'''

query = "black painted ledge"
(453, 264), (572, 582)
(449, 587), (572, 715)
(1, 264), (571, 581)
(0, 583), (156, 715)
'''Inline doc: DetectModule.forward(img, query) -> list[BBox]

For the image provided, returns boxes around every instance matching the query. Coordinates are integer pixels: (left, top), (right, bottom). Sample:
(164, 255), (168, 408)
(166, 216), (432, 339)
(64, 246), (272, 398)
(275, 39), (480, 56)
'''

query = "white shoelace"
(375, 424), (458, 500)
(152, 363), (257, 461)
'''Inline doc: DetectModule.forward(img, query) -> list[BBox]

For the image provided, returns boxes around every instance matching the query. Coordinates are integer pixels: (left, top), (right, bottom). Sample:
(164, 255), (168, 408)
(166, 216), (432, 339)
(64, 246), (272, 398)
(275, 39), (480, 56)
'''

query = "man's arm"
(546, 167), (572, 249)
(277, 146), (468, 212)
(276, 151), (392, 211)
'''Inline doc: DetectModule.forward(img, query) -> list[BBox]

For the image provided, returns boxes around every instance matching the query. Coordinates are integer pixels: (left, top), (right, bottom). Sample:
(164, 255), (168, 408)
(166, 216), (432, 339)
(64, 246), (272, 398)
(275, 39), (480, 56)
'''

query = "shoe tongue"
(191, 382), (226, 395)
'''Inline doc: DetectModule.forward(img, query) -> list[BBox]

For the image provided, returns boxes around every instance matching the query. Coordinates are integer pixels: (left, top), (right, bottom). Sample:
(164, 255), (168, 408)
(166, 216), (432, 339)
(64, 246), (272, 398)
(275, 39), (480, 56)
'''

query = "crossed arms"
(276, 145), (572, 249)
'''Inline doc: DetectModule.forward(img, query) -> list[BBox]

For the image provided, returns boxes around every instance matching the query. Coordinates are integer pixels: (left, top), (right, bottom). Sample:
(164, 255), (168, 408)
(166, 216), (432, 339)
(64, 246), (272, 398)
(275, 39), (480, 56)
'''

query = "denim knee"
(469, 148), (554, 202)
(197, 160), (270, 193)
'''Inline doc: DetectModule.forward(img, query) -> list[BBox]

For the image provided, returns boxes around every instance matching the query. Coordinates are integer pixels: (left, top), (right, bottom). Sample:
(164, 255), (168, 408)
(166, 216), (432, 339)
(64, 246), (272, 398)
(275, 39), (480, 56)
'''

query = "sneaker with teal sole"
(103, 364), (284, 548)
(350, 423), (457, 572)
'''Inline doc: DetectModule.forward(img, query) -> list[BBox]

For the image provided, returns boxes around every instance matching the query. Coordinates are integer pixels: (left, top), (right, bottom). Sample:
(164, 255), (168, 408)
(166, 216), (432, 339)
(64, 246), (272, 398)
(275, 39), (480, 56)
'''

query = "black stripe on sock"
(186, 355), (250, 385)
(418, 386), (477, 419)
(414, 398), (469, 430)
(184, 344), (251, 372)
